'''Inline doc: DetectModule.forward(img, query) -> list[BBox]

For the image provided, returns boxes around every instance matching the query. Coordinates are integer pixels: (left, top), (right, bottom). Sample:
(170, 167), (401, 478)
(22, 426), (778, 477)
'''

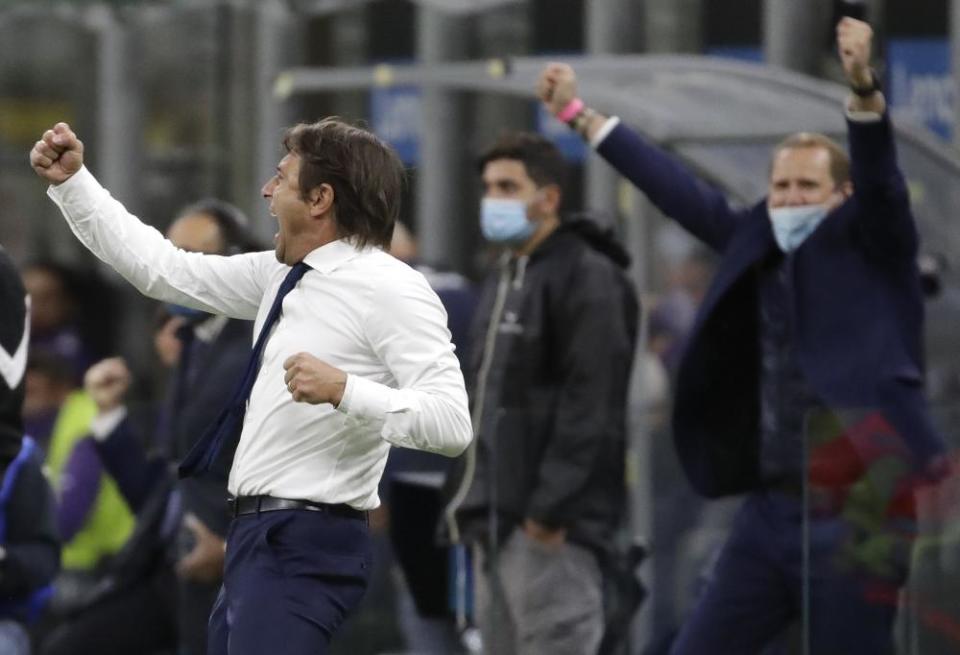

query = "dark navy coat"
(596, 114), (944, 497)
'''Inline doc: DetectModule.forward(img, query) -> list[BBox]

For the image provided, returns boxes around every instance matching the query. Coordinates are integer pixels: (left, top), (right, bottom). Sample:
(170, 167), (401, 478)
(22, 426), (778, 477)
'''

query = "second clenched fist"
(282, 352), (347, 407)
(537, 63), (579, 117)
(837, 17), (874, 88)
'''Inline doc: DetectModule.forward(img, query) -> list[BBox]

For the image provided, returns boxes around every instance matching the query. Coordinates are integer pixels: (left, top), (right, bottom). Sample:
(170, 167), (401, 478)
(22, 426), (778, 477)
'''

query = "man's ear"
(308, 183), (335, 218)
(840, 180), (854, 199)
(539, 184), (561, 214)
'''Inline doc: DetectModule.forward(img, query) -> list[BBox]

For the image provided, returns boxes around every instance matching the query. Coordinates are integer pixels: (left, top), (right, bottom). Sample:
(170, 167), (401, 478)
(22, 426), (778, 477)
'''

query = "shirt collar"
(302, 239), (367, 275)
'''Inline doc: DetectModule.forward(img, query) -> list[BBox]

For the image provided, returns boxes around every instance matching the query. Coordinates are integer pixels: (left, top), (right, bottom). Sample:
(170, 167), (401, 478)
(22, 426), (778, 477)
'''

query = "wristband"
(556, 97), (585, 124)
(572, 107), (597, 137)
(850, 68), (881, 97)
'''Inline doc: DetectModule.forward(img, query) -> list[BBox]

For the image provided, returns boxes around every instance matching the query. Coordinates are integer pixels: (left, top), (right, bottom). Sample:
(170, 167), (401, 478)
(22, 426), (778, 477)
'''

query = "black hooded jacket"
(0, 247), (60, 611)
(448, 219), (639, 556)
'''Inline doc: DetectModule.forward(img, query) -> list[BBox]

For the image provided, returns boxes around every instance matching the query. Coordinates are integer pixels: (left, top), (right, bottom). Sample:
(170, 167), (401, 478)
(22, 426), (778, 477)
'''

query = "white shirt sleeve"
(591, 116), (622, 148)
(47, 166), (272, 320)
(845, 108), (884, 122)
(89, 406), (128, 442)
(337, 272), (472, 457)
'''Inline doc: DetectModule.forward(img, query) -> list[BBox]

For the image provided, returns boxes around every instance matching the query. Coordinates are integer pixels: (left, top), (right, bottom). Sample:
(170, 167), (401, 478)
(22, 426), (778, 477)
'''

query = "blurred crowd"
(6, 169), (960, 655)
(4, 18), (960, 653)
(3, 202), (486, 655)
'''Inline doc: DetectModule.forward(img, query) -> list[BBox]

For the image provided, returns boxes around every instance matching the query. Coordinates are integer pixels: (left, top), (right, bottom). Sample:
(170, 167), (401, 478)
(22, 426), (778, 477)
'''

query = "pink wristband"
(556, 97), (585, 124)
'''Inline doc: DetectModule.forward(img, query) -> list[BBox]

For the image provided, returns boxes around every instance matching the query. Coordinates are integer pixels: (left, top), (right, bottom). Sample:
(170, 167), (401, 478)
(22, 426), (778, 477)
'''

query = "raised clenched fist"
(30, 122), (85, 185)
(537, 63), (579, 118)
(837, 17), (874, 89)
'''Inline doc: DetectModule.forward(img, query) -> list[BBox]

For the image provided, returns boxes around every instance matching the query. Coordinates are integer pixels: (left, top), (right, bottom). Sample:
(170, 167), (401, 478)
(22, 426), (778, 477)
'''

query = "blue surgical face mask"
(480, 198), (536, 244)
(165, 303), (209, 322)
(769, 204), (830, 253)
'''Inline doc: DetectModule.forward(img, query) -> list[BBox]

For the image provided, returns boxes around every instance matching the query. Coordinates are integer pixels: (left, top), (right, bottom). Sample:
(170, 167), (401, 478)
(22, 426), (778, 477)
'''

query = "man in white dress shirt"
(30, 117), (472, 655)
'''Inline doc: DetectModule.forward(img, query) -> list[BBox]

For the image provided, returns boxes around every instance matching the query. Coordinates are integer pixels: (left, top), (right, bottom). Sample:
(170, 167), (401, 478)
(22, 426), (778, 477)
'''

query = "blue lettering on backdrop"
(888, 39), (953, 141)
(370, 84), (422, 166)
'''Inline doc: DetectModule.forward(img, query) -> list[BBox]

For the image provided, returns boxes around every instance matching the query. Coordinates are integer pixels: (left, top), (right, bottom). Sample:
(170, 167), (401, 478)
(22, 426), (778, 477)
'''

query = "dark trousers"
(671, 491), (902, 655)
(208, 508), (372, 655)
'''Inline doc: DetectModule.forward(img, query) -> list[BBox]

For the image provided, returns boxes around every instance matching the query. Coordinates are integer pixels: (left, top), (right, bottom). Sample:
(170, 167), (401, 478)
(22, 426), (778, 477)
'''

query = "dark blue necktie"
(178, 261), (311, 478)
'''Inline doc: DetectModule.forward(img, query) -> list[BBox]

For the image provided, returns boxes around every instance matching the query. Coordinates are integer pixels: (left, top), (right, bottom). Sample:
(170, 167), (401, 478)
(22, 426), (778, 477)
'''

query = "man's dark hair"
(477, 132), (569, 191)
(176, 198), (263, 254)
(282, 117), (404, 250)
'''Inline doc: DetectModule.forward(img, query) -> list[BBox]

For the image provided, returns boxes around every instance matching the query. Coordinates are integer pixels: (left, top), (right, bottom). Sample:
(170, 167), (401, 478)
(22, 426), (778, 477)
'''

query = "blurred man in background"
(22, 261), (116, 385)
(0, 245), (61, 655)
(22, 352), (77, 450)
(539, 17), (945, 655)
(444, 132), (638, 655)
(40, 199), (259, 655)
(22, 263), (93, 382)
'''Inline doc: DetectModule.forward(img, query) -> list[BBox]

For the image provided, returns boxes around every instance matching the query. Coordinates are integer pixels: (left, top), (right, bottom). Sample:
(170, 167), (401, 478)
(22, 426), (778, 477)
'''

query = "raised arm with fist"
(837, 17), (885, 113)
(536, 62), (610, 142)
(537, 62), (578, 116)
(29, 122), (84, 185)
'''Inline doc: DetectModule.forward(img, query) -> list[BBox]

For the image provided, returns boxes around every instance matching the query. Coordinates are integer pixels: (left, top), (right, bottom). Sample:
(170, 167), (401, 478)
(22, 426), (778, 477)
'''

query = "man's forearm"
(49, 170), (264, 320)
(93, 420), (167, 513)
(342, 375), (472, 457)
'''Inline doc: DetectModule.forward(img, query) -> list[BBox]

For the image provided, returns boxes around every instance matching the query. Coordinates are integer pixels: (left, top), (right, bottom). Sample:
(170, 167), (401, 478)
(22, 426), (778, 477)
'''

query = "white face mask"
(768, 204), (830, 252)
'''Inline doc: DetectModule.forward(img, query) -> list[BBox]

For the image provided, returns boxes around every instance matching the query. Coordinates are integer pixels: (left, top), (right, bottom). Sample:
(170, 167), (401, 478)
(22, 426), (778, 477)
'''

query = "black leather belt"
(227, 495), (366, 521)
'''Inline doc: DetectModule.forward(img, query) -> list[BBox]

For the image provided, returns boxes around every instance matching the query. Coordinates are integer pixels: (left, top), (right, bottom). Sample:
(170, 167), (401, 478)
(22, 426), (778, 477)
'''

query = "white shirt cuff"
(46, 166), (102, 216)
(337, 375), (390, 422)
(90, 406), (128, 442)
(590, 116), (621, 148)
(844, 104), (883, 123)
